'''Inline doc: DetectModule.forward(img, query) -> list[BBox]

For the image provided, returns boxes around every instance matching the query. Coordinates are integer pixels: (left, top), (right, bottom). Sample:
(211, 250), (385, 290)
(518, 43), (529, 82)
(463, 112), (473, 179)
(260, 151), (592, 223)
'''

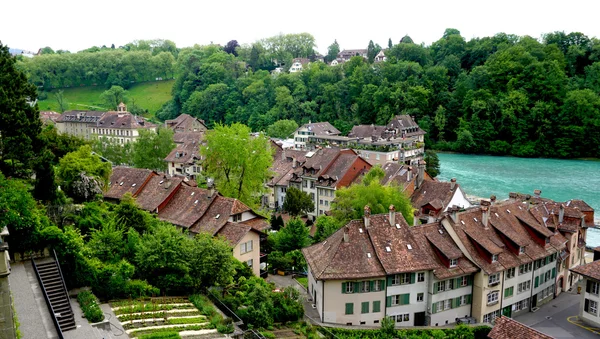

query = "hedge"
(139, 332), (182, 339)
(318, 325), (492, 339)
(77, 291), (104, 323)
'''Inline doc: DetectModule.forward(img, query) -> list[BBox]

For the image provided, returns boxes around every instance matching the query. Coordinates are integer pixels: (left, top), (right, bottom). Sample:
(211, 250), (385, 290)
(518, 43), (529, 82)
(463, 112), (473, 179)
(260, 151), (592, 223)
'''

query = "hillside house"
(338, 49), (368, 61)
(165, 114), (208, 133)
(164, 132), (204, 179)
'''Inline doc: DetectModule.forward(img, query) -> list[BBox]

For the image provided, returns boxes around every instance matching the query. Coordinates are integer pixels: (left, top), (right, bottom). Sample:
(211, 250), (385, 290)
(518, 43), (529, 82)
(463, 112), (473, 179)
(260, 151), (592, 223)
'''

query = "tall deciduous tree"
(282, 187), (314, 217)
(132, 127), (175, 171)
(266, 119), (298, 139)
(326, 39), (340, 63)
(331, 167), (415, 225)
(312, 215), (341, 243)
(269, 218), (311, 253)
(57, 145), (112, 202)
(100, 85), (128, 110)
(201, 123), (273, 207)
(54, 89), (68, 112)
(224, 40), (240, 56)
(0, 42), (45, 177)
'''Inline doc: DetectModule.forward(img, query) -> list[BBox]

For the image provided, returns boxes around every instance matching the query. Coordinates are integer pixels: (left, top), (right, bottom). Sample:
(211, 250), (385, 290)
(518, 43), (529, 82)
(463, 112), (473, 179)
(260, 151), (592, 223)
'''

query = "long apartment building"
(55, 103), (156, 142)
(104, 167), (268, 276)
(303, 206), (478, 327)
(304, 192), (593, 326)
(292, 115), (425, 166)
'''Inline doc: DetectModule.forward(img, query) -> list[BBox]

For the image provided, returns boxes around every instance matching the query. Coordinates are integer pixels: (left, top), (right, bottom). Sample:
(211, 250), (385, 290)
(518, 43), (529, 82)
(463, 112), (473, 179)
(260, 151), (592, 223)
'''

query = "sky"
(3, 0), (600, 54)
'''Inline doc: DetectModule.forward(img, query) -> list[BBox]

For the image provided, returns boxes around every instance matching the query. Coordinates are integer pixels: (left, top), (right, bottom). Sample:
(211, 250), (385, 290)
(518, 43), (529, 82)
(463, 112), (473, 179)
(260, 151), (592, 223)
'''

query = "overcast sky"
(3, 0), (600, 54)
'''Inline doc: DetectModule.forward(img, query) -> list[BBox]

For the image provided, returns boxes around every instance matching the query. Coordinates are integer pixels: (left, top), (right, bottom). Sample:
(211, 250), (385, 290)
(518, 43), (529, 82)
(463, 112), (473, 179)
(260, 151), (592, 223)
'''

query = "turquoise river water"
(436, 153), (600, 247)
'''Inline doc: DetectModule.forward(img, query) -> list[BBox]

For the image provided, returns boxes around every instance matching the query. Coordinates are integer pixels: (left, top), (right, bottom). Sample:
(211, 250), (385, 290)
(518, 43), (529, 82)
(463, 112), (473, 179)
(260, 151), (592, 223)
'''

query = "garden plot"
(110, 296), (231, 339)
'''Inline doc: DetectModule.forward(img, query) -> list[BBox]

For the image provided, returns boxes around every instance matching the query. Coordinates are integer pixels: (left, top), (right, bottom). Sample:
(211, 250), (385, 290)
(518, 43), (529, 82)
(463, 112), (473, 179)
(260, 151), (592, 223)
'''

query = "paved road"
(516, 288), (599, 339)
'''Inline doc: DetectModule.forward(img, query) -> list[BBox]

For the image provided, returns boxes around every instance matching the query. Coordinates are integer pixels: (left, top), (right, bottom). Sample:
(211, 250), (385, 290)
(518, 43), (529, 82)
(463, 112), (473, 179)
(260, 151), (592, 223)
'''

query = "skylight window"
(438, 229), (444, 234)
(395, 223), (401, 229)
(191, 192), (195, 196)
(132, 183), (136, 187)
(385, 246), (391, 252)
(506, 209), (511, 214)
(359, 228), (363, 233)
(159, 180), (164, 184)
(407, 244), (413, 250)
(474, 217), (478, 222)
(460, 220), (465, 225)
(367, 253), (372, 258)
(119, 182), (124, 186)
(194, 200), (199, 204)
(215, 214), (220, 219)
(494, 213), (499, 218)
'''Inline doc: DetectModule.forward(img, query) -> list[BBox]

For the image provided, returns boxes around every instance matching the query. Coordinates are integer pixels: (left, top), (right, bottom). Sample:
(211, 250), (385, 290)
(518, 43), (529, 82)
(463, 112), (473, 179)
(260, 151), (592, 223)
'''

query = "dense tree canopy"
(282, 186), (314, 216)
(132, 127), (175, 171)
(57, 145), (112, 202)
(201, 123), (273, 207)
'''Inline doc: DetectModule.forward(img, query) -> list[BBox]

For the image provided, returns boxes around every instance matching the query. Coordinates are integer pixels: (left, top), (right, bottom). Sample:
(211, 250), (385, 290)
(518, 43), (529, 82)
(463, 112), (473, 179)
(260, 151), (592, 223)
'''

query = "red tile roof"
(97, 112), (156, 129)
(571, 260), (600, 281)
(105, 167), (155, 200)
(216, 222), (253, 246)
(157, 186), (217, 228)
(488, 316), (553, 339)
(134, 175), (184, 212)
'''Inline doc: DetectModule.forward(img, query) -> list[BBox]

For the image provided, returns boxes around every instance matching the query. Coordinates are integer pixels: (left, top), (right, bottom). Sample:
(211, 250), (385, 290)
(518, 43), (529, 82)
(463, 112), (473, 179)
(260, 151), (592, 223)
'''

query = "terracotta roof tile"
(97, 112), (156, 129)
(239, 217), (270, 232)
(488, 316), (553, 339)
(134, 175), (184, 212)
(165, 114), (207, 132)
(301, 122), (341, 136)
(571, 260), (600, 281)
(411, 180), (456, 217)
(216, 222), (252, 246)
(157, 186), (217, 228)
(105, 167), (155, 200)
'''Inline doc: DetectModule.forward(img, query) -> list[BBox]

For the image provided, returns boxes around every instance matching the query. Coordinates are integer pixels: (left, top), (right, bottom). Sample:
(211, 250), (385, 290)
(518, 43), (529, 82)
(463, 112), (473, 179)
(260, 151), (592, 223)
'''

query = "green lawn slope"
(38, 80), (174, 117)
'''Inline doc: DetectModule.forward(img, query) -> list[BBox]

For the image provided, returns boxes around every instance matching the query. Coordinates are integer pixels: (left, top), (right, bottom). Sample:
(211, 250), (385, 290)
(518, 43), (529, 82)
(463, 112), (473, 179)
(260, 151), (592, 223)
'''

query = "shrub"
(77, 291), (104, 323)
(139, 331), (182, 339)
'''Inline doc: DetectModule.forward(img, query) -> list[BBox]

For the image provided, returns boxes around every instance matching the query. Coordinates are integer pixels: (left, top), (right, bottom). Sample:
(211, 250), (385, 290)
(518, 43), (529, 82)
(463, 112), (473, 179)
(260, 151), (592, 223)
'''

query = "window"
(391, 314), (409, 323)
(390, 293), (410, 306)
(344, 282), (354, 294)
(437, 280), (446, 292)
(460, 276), (469, 287)
(513, 298), (529, 311)
(302, 181), (307, 188)
(240, 240), (253, 254)
(585, 299), (598, 315)
(232, 214), (242, 222)
(310, 193), (315, 200)
(325, 200), (329, 206)
(492, 254), (498, 262)
(449, 259), (458, 267)
(361, 281), (370, 293)
(588, 281), (600, 295)
(246, 259), (253, 267)
(417, 272), (425, 282)
(506, 267), (516, 279)
(504, 286), (514, 298)
(483, 310), (501, 323)
(373, 280), (382, 292)
(517, 280), (531, 294)
(487, 291), (499, 305)
(310, 181), (315, 189)
(392, 273), (411, 285)
(519, 262), (533, 275)
(519, 246), (525, 254)
(373, 300), (381, 313)
(444, 299), (452, 311)
(488, 273), (500, 285)
(345, 303), (354, 315)
(459, 295), (468, 306)
(417, 293), (424, 302)
(545, 270), (551, 282)
(361, 301), (369, 314)
(319, 199), (323, 205)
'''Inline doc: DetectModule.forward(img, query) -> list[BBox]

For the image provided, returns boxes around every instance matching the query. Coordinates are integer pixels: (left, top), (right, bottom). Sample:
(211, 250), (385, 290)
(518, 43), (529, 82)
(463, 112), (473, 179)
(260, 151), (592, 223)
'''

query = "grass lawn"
(38, 80), (174, 117)
(296, 277), (308, 289)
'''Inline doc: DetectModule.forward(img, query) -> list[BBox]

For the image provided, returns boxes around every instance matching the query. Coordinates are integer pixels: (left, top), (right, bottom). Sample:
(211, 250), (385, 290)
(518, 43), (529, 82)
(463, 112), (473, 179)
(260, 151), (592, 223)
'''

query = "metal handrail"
(31, 258), (64, 339)
(52, 249), (71, 307)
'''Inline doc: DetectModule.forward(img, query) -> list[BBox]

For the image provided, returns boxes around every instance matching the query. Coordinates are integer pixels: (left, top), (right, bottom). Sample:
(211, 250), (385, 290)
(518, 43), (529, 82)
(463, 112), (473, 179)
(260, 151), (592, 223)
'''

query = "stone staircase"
(34, 260), (77, 332)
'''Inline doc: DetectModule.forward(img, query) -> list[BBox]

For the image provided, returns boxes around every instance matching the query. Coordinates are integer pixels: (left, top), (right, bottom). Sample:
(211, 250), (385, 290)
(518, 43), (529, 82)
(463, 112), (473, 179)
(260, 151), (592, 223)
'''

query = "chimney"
(559, 204), (564, 223)
(450, 178), (457, 191)
(343, 226), (349, 243)
(490, 195), (496, 205)
(281, 149), (286, 161)
(416, 160), (425, 189)
(413, 210), (419, 226)
(508, 192), (518, 202)
(534, 189), (542, 198)
(389, 205), (395, 226)
(363, 205), (371, 229)
(581, 215), (586, 228)
(481, 200), (491, 229)
(407, 166), (412, 181)
(428, 210), (436, 224)
(449, 206), (459, 223)
(292, 157), (297, 168)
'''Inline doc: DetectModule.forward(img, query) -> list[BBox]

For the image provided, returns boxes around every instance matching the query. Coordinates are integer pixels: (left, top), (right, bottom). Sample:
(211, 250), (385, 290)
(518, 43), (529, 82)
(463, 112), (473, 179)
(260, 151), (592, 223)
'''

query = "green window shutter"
(504, 288), (509, 298)
(370, 280), (374, 292)
(455, 278), (461, 288)
(373, 300), (381, 313)
(410, 273), (416, 284)
(433, 282), (438, 294)
(432, 302), (437, 314)
(467, 276), (472, 286)
(386, 296), (392, 307)
(451, 298), (456, 309)
(345, 303), (354, 315)
(387, 276), (393, 286)
(535, 276), (539, 288)
(552, 268), (556, 278)
(361, 301), (369, 314)
(466, 294), (471, 304)
(354, 282), (360, 293)
(402, 293), (410, 305)
(342, 282), (346, 294)
(381, 280), (386, 289)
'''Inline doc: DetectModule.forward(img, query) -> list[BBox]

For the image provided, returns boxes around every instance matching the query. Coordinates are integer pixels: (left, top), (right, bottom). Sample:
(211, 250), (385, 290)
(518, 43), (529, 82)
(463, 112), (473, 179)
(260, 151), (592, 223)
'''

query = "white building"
(571, 257), (600, 327)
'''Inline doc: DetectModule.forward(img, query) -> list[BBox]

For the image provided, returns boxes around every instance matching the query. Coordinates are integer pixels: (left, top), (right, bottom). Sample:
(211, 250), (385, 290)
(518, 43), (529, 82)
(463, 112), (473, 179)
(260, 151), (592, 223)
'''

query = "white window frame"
(417, 293), (424, 302)
(488, 273), (500, 285)
(487, 291), (499, 305)
(240, 240), (253, 254)
(460, 276), (468, 287)
(361, 281), (370, 293)
(450, 259), (458, 267)
(506, 267), (516, 279)
(246, 259), (253, 267)
(438, 280), (446, 292)
(417, 272), (425, 282)
(373, 280), (382, 292)
(591, 281), (600, 295)
(345, 282), (354, 294)
(590, 300), (598, 315)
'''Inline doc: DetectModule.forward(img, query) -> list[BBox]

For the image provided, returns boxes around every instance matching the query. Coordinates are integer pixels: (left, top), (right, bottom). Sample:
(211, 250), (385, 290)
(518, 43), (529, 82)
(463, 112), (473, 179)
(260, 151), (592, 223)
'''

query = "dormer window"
(232, 214), (242, 222)
(519, 247), (525, 254)
(492, 254), (499, 263)
(449, 259), (458, 268)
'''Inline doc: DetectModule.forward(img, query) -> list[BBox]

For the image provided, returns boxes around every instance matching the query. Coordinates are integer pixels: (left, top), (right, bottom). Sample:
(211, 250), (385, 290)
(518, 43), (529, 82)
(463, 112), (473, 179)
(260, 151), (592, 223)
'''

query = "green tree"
(114, 193), (153, 234)
(201, 123), (273, 207)
(0, 42), (45, 177)
(326, 39), (340, 63)
(100, 85), (128, 110)
(57, 145), (112, 202)
(92, 136), (134, 166)
(54, 90), (68, 113)
(367, 40), (382, 63)
(132, 127), (175, 171)
(331, 167), (414, 225)
(312, 215), (341, 243)
(425, 150), (441, 178)
(282, 187), (314, 217)
(388, 38), (393, 49)
(269, 218), (311, 253)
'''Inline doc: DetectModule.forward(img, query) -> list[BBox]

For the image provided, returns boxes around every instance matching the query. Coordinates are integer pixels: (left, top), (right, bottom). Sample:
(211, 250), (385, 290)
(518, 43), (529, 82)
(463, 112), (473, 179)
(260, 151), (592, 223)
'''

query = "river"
(436, 153), (600, 247)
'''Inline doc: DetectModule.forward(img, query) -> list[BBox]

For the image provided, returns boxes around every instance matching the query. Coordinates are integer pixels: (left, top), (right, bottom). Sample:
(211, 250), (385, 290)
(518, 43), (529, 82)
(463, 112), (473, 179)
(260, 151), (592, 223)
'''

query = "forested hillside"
(19, 31), (600, 158)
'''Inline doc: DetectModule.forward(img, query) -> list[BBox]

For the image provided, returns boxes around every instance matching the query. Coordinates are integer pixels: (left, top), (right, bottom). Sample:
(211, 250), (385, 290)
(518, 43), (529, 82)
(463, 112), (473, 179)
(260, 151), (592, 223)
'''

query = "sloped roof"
(157, 186), (217, 228)
(488, 316), (553, 339)
(56, 110), (104, 123)
(165, 114), (207, 132)
(105, 167), (155, 200)
(571, 260), (600, 281)
(165, 133), (203, 164)
(387, 115), (425, 136)
(301, 122), (341, 136)
(134, 175), (184, 212)
(411, 180), (455, 213)
(348, 125), (388, 139)
(97, 112), (156, 129)
(39, 111), (61, 124)
(189, 196), (252, 235)
(216, 222), (253, 246)
(410, 223), (479, 280)
(566, 199), (594, 212)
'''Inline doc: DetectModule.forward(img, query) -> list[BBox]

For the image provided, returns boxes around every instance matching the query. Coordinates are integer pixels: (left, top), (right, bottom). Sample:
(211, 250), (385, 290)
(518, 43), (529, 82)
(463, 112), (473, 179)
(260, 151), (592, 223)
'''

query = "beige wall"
(233, 232), (261, 276)
(322, 279), (386, 326)
(471, 271), (502, 322)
